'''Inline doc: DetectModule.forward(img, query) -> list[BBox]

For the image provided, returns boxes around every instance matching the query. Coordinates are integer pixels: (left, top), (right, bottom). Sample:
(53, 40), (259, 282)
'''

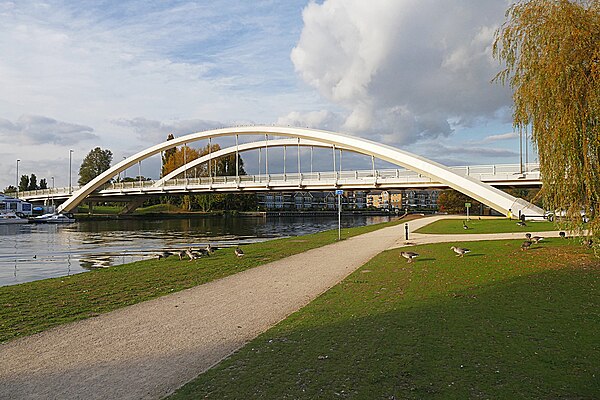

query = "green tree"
(78, 147), (113, 186)
(18, 175), (29, 192)
(39, 178), (48, 190)
(28, 174), (38, 191)
(3, 185), (17, 194)
(494, 0), (600, 239)
(437, 190), (481, 214)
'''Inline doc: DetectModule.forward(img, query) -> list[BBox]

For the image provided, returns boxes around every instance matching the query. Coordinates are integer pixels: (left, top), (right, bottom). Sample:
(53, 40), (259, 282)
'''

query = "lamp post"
(51, 176), (55, 210)
(16, 159), (20, 197)
(69, 149), (73, 194)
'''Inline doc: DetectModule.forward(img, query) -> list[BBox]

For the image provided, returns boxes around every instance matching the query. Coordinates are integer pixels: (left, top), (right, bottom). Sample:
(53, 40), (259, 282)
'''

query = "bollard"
(405, 223), (409, 240)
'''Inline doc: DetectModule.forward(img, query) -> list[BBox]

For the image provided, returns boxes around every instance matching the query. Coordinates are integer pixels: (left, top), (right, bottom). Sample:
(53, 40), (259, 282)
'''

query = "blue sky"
(0, 0), (534, 189)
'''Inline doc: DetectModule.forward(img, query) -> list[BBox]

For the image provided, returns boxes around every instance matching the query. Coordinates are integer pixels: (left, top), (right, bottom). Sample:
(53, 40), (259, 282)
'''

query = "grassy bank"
(169, 238), (599, 399)
(415, 217), (557, 234)
(0, 216), (411, 343)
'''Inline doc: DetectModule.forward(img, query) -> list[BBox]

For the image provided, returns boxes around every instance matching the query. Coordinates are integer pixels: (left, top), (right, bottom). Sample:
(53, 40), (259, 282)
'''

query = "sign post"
(465, 202), (471, 221)
(336, 189), (343, 240)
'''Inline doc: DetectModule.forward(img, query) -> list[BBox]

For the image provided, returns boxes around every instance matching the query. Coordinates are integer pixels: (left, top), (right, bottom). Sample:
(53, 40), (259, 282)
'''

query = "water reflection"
(0, 216), (390, 286)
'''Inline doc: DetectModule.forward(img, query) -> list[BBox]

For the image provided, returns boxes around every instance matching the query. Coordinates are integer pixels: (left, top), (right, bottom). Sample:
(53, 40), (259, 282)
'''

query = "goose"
(516, 221), (527, 227)
(521, 240), (532, 251)
(235, 247), (245, 257)
(585, 239), (593, 248)
(186, 248), (198, 261)
(206, 244), (214, 254)
(462, 221), (469, 230)
(559, 231), (566, 239)
(525, 233), (532, 240)
(400, 251), (419, 263)
(451, 246), (471, 257)
(531, 236), (544, 244)
(178, 250), (186, 261)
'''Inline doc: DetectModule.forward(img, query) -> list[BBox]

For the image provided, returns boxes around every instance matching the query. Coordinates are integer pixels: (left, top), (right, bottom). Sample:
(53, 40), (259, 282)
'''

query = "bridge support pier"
(120, 198), (146, 214)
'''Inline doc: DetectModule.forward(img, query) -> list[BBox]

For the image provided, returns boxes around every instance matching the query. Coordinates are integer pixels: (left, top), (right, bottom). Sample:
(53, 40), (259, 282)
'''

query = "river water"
(0, 215), (390, 287)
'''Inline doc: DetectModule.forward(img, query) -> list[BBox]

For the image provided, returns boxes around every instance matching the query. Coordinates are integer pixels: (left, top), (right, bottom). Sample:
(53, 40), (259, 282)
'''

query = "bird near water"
(235, 247), (245, 257)
(400, 251), (419, 263)
(186, 248), (198, 261)
(451, 246), (471, 257)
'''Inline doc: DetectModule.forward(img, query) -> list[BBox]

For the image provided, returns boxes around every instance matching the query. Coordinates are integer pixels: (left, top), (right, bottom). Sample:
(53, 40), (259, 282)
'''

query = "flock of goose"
(155, 244), (245, 262)
(400, 227), (591, 264)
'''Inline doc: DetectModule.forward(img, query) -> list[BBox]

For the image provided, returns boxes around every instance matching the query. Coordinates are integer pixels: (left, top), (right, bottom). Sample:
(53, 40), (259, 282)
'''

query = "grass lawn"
(415, 217), (557, 234)
(169, 238), (599, 399)
(0, 216), (411, 343)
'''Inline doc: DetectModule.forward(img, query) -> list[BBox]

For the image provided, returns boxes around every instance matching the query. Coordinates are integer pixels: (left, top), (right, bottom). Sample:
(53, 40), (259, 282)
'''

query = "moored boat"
(33, 213), (76, 224)
(0, 212), (29, 224)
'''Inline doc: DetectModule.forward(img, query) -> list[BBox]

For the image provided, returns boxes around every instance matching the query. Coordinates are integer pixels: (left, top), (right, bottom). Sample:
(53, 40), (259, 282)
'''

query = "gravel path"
(0, 216), (564, 399)
(0, 221), (408, 400)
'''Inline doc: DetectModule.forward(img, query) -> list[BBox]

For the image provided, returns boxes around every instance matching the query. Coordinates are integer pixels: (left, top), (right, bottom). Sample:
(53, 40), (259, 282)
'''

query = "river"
(0, 215), (391, 287)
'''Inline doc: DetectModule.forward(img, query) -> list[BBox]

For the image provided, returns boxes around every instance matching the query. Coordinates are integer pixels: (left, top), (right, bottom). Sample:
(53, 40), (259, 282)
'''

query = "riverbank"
(73, 209), (394, 221)
(0, 215), (417, 400)
(0, 215), (415, 343)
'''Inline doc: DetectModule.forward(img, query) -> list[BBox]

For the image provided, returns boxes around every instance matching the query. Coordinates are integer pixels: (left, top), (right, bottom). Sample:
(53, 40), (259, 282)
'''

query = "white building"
(0, 193), (33, 216)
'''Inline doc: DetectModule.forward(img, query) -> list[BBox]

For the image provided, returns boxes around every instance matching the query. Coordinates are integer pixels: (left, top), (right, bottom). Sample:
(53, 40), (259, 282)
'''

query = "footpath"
(0, 216), (563, 399)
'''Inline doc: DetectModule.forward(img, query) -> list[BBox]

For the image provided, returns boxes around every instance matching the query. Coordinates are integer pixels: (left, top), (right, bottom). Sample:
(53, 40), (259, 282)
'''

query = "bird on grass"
(559, 231), (566, 239)
(400, 251), (419, 263)
(186, 248), (199, 261)
(178, 250), (186, 261)
(525, 233), (532, 240)
(462, 221), (469, 230)
(585, 239), (593, 248)
(234, 247), (245, 257)
(206, 244), (214, 254)
(521, 240), (532, 251)
(531, 236), (544, 244)
(451, 246), (471, 257)
(516, 221), (527, 227)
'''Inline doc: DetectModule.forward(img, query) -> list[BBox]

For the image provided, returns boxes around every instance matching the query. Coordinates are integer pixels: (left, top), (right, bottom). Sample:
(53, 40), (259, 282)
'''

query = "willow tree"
(493, 0), (600, 242)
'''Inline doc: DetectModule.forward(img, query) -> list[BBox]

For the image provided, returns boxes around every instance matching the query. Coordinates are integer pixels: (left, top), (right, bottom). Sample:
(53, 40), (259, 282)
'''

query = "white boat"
(0, 212), (29, 224)
(33, 213), (76, 224)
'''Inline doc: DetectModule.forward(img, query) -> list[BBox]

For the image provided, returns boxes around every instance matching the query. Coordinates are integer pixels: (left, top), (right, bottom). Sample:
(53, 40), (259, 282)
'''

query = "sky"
(0, 0), (535, 190)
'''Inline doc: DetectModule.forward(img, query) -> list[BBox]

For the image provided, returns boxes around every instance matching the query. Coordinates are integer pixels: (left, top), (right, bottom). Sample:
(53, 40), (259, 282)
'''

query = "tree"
(3, 185), (17, 194)
(78, 147), (113, 186)
(18, 175), (29, 192)
(39, 178), (48, 190)
(437, 190), (481, 214)
(28, 174), (38, 191)
(493, 0), (600, 240)
(161, 133), (176, 177)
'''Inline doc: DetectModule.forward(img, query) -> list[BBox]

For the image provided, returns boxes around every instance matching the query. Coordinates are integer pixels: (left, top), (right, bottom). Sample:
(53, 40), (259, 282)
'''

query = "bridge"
(15, 126), (545, 217)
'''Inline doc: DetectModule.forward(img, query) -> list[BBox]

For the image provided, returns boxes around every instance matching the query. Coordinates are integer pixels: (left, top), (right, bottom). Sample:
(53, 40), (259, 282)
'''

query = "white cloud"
(276, 110), (344, 131)
(111, 118), (225, 143)
(480, 132), (519, 143)
(291, 0), (511, 143)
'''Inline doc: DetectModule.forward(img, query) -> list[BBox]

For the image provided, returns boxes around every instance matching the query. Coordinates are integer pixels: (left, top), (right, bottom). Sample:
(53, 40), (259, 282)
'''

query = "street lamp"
(16, 159), (20, 197)
(51, 176), (55, 210)
(69, 149), (73, 194)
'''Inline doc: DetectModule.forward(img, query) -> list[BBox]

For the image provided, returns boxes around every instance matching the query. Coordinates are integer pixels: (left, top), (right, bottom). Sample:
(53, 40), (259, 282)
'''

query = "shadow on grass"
(170, 268), (599, 400)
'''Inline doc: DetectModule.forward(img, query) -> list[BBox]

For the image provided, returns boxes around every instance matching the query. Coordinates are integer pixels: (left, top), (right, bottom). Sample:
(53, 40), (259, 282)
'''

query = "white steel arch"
(58, 126), (545, 217)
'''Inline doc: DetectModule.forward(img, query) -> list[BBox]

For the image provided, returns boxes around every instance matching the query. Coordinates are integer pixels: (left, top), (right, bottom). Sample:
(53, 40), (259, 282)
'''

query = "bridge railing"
(16, 163), (541, 200)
